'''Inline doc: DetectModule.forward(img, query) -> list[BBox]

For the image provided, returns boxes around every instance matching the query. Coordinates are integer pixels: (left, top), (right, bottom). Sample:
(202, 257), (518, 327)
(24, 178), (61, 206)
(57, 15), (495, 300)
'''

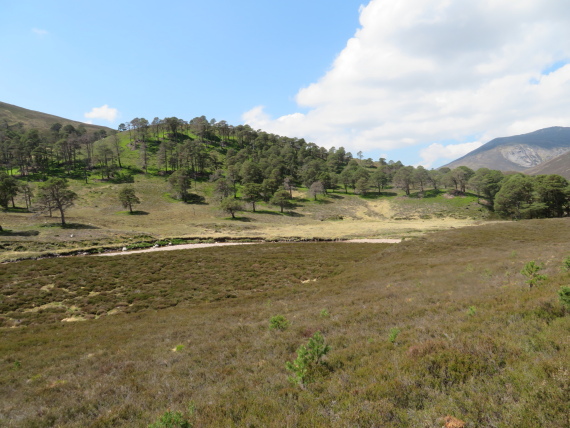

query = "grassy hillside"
(0, 101), (112, 134)
(1, 218), (569, 426)
(0, 173), (488, 261)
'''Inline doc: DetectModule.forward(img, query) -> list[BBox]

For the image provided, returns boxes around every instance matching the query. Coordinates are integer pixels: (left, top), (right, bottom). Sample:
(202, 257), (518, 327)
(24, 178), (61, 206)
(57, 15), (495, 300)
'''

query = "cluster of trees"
(0, 173), (77, 229)
(0, 121), (109, 177)
(2, 115), (570, 226)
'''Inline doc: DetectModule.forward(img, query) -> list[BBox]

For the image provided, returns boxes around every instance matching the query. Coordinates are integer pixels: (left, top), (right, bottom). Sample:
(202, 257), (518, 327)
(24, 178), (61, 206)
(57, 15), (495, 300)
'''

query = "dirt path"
(98, 238), (402, 256)
(98, 242), (257, 256)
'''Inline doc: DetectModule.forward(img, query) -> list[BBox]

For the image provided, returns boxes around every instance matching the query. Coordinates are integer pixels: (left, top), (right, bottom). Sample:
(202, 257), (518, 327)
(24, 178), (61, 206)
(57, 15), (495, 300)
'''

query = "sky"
(1, 0), (570, 167)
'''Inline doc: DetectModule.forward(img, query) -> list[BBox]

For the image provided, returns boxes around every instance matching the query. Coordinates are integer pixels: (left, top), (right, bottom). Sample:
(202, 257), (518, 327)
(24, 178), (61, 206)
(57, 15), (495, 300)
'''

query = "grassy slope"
(0, 163), (488, 261)
(1, 218), (570, 426)
(0, 101), (113, 134)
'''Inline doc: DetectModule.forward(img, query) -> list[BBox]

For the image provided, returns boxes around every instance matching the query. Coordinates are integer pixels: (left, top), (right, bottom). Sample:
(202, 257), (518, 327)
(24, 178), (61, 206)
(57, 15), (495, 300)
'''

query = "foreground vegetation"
(2, 218), (570, 426)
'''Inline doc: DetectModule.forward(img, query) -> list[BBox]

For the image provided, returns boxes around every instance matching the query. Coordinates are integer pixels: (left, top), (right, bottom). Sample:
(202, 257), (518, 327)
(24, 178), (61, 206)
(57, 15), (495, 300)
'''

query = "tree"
(393, 166), (415, 195)
(370, 169), (388, 193)
(220, 197), (243, 218)
(534, 174), (568, 217)
(118, 186), (140, 214)
(0, 173), (19, 210)
(468, 168), (504, 205)
(168, 169), (192, 201)
(242, 183), (262, 212)
(355, 177), (369, 195)
(413, 166), (430, 192)
(19, 182), (33, 210)
(283, 176), (295, 197)
(271, 190), (294, 213)
(36, 178), (77, 226)
(428, 169), (443, 190)
(521, 261), (547, 288)
(308, 181), (325, 200)
(494, 174), (534, 218)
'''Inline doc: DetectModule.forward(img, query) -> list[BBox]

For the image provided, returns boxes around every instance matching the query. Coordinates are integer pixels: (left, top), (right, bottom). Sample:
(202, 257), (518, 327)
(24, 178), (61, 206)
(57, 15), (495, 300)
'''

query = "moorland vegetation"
(1, 219), (570, 426)
(2, 109), (570, 426)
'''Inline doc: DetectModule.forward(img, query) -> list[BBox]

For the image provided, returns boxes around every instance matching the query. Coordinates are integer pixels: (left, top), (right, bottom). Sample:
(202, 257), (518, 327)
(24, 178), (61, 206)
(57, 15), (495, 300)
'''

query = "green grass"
(2, 218), (570, 426)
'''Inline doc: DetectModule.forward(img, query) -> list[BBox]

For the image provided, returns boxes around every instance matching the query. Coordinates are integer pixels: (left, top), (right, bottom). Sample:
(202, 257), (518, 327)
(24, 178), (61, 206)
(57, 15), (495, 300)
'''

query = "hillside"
(443, 127), (570, 171)
(525, 150), (570, 179)
(0, 101), (113, 134)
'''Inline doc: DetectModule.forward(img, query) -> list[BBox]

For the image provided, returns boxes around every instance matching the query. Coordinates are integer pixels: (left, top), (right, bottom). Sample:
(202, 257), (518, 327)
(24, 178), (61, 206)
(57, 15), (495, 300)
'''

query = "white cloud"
(420, 141), (483, 168)
(243, 0), (570, 167)
(32, 28), (48, 36)
(84, 105), (119, 123)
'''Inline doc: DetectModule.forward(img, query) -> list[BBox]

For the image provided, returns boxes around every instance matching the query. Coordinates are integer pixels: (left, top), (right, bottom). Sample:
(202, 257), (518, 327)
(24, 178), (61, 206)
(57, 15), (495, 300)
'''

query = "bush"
(562, 256), (570, 272)
(269, 315), (289, 331)
(388, 327), (401, 344)
(558, 286), (570, 311)
(521, 261), (547, 288)
(148, 410), (190, 428)
(285, 331), (330, 385)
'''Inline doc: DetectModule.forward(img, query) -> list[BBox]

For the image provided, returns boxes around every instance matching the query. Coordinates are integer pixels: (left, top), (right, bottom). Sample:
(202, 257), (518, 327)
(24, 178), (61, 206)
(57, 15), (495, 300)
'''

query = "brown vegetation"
(1, 218), (570, 426)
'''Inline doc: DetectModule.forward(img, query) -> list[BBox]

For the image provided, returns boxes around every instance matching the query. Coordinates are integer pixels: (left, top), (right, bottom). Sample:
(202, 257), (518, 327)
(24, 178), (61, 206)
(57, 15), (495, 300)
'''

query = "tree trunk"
(59, 206), (66, 226)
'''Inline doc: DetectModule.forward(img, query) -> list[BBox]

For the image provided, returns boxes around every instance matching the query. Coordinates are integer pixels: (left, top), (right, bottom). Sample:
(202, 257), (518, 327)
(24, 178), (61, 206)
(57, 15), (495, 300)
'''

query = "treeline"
(1, 115), (569, 223)
(389, 166), (570, 219)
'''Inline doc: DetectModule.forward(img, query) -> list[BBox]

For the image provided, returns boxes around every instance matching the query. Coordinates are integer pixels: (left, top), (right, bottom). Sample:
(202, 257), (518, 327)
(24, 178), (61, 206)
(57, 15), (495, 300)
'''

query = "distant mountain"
(442, 127), (570, 172)
(0, 101), (113, 134)
(525, 151), (570, 179)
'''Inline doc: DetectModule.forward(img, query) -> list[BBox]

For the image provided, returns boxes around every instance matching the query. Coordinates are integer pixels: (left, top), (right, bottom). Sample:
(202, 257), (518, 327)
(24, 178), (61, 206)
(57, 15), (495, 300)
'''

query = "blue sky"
(2, 1), (570, 167)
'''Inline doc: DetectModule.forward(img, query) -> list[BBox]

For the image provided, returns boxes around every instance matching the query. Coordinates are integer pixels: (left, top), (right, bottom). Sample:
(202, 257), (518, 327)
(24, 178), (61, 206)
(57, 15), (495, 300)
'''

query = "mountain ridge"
(442, 126), (570, 171)
(0, 101), (113, 133)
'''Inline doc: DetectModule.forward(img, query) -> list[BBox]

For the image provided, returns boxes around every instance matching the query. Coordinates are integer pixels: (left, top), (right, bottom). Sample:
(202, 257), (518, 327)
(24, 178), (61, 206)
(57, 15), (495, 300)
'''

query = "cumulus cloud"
(84, 105), (119, 123)
(243, 0), (570, 167)
(420, 141), (483, 168)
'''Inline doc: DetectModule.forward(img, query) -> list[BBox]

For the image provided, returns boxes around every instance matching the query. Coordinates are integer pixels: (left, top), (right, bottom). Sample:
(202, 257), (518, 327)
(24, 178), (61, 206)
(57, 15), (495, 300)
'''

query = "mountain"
(442, 127), (570, 171)
(0, 101), (113, 134)
(525, 151), (570, 179)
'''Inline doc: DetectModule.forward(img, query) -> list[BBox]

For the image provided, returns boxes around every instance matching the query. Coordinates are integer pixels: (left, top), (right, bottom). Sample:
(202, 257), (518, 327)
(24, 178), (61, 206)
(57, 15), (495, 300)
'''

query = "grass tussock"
(1, 218), (570, 426)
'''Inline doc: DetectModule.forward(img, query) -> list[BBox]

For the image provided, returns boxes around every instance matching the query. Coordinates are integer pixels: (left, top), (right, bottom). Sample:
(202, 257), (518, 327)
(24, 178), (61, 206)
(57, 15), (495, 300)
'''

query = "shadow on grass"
(40, 222), (101, 229)
(327, 193), (344, 199)
(227, 216), (253, 222)
(409, 189), (444, 198)
(0, 230), (40, 237)
(311, 198), (333, 204)
(2, 207), (31, 213)
(117, 210), (149, 216)
(255, 210), (305, 217)
(63, 223), (101, 229)
(361, 191), (398, 199)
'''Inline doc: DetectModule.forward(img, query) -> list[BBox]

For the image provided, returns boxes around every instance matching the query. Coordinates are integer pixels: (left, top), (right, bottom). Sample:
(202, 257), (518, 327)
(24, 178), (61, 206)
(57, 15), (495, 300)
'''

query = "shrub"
(269, 315), (289, 331)
(148, 410), (190, 428)
(285, 331), (330, 385)
(521, 261), (547, 288)
(319, 309), (330, 318)
(558, 286), (570, 311)
(562, 256), (570, 272)
(388, 327), (401, 344)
